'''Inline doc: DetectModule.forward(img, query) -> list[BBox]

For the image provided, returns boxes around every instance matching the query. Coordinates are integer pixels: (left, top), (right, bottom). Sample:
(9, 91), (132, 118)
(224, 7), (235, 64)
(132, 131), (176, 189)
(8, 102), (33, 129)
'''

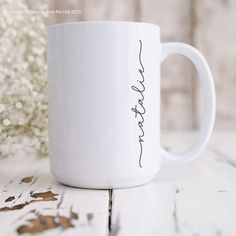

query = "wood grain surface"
(0, 131), (235, 236)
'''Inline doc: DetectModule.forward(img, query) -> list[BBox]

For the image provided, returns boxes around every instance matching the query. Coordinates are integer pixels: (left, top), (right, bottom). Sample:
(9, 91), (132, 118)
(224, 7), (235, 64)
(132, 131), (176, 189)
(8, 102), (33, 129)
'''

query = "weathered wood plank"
(0, 132), (235, 235)
(111, 131), (236, 235)
(0, 154), (109, 236)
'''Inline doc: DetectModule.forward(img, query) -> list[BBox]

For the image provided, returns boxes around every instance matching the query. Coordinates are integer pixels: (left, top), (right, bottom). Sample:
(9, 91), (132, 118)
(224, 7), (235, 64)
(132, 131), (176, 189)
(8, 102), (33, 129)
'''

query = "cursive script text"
(131, 40), (145, 168)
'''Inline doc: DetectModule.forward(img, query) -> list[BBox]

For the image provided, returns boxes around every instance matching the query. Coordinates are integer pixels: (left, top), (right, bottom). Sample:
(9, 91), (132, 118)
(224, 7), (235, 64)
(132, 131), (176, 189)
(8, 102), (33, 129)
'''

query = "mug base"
(51, 169), (158, 190)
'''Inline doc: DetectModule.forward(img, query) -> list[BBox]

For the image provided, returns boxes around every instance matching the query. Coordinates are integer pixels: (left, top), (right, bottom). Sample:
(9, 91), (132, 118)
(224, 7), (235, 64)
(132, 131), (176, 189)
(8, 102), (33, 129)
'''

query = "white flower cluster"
(0, 0), (48, 157)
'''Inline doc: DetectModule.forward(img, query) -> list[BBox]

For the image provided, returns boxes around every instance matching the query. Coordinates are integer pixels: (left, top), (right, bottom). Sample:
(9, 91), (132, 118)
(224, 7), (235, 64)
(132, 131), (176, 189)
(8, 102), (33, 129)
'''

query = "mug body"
(47, 21), (161, 189)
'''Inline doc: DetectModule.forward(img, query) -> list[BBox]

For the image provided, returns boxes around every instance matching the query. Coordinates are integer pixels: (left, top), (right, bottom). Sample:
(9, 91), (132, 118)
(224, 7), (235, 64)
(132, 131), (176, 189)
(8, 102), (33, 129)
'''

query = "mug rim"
(48, 21), (160, 31)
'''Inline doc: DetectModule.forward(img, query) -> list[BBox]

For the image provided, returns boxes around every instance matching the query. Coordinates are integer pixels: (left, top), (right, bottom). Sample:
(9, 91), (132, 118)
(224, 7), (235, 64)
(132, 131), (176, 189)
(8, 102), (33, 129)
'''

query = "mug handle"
(160, 43), (216, 163)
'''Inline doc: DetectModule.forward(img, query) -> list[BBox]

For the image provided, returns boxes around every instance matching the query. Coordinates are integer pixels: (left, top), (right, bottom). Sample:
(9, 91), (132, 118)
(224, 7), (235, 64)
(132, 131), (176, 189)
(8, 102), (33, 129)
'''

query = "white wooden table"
(0, 131), (235, 236)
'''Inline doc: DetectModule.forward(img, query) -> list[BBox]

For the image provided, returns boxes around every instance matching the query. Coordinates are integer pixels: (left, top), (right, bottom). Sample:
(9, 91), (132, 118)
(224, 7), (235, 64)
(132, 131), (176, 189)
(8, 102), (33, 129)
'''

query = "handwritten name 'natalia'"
(131, 40), (145, 168)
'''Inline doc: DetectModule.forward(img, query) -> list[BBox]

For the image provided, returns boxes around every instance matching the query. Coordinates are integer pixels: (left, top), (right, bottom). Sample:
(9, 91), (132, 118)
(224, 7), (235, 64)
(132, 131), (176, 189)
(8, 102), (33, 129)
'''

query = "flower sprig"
(0, 0), (48, 157)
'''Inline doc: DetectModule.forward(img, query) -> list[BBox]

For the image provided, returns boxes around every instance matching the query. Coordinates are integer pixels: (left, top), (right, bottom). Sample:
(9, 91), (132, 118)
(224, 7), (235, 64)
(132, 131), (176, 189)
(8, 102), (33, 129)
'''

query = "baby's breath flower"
(0, 104), (5, 113)
(0, 0), (48, 157)
(15, 102), (23, 109)
(3, 119), (11, 126)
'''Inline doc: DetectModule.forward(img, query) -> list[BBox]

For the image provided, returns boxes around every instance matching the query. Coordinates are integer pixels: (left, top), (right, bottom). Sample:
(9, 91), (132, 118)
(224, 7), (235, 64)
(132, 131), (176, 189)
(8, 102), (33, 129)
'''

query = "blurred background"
(0, 0), (235, 157)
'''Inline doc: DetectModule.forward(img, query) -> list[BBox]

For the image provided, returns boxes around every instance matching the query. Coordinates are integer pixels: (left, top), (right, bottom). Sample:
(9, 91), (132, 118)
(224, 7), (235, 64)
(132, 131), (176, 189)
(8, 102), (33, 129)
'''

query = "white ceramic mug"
(47, 21), (215, 189)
